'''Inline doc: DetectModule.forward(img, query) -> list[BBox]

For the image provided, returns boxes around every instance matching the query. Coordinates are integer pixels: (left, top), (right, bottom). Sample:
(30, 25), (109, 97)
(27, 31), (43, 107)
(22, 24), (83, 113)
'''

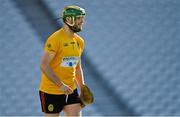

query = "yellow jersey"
(39, 28), (84, 94)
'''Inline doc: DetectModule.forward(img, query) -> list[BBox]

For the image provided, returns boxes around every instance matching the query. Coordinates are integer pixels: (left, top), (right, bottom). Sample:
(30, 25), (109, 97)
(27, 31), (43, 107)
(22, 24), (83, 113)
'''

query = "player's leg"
(63, 103), (81, 116)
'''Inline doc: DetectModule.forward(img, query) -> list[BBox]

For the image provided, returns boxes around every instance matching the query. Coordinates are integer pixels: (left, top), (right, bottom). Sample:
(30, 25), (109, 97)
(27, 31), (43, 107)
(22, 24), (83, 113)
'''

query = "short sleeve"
(44, 36), (58, 54)
(80, 39), (84, 52)
(77, 36), (85, 53)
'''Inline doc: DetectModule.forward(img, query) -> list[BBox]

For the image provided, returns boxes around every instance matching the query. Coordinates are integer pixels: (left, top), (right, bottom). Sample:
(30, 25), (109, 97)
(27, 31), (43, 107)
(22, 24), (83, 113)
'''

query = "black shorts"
(39, 89), (81, 113)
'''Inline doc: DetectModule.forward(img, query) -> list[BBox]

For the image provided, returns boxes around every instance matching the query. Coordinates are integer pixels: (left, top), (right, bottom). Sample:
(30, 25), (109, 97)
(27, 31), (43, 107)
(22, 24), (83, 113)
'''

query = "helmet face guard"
(62, 5), (86, 32)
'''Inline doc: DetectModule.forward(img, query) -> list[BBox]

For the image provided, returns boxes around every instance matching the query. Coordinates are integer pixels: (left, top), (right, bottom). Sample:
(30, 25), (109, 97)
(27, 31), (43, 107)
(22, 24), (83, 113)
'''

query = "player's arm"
(40, 52), (72, 94)
(75, 60), (85, 89)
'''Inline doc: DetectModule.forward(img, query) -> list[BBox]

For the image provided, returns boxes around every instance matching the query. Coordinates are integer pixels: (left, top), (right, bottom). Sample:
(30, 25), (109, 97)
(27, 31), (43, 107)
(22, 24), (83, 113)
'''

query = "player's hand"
(60, 83), (73, 95)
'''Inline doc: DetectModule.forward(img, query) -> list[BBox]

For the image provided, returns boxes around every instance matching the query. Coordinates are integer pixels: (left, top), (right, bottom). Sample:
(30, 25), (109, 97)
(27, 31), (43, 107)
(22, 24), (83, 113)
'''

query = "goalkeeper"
(39, 5), (93, 117)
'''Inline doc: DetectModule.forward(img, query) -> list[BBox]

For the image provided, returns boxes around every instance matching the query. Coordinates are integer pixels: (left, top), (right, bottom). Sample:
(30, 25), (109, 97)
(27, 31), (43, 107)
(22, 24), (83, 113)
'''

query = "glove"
(80, 85), (94, 108)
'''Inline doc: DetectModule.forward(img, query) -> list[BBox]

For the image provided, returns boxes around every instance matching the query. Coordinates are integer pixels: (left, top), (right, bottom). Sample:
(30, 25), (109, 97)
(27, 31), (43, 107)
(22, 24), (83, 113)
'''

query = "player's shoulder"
(49, 28), (63, 39)
(46, 28), (62, 42)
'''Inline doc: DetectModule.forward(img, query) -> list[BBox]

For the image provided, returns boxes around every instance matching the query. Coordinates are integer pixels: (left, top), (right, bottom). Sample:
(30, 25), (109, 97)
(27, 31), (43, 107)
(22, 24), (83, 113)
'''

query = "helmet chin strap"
(65, 16), (81, 33)
(67, 24), (81, 33)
